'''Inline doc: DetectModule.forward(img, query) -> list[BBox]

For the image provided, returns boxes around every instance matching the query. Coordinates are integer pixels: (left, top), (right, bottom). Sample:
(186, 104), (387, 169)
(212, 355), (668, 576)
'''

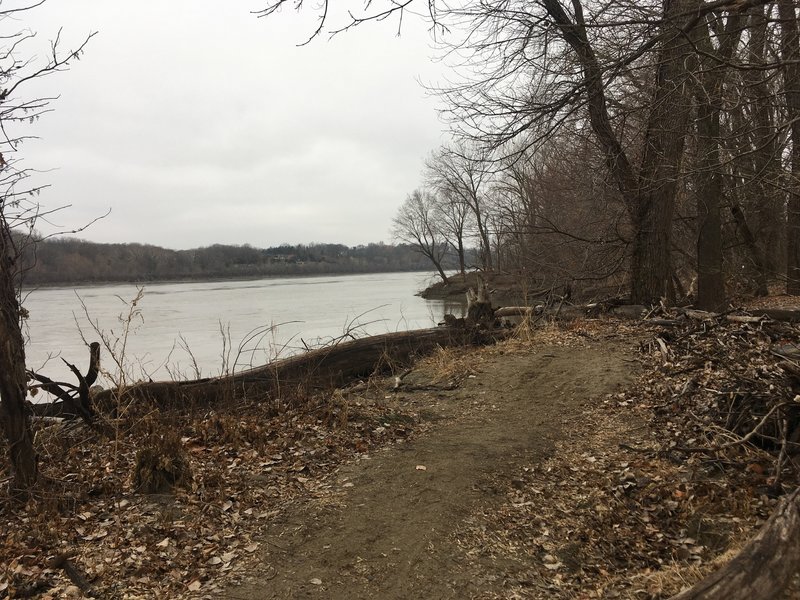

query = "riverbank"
(3, 309), (799, 598)
(418, 271), (529, 305)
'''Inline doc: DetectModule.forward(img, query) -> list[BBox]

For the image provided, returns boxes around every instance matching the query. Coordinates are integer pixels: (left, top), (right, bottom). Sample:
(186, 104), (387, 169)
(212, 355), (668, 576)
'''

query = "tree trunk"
(730, 199), (770, 295)
(630, 0), (696, 304)
(478, 222), (493, 272)
(779, 0), (800, 294)
(744, 6), (784, 275)
(0, 225), (36, 495)
(542, 0), (695, 305)
(692, 11), (744, 311)
(541, 0), (638, 205)
(630, 197), (676, 304)
(669, 487), (800, 600)
(433, 260), (450, 284)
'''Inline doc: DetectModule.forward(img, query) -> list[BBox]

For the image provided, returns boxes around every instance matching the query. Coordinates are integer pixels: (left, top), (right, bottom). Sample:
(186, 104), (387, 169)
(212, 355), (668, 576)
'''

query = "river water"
(22, 271), (464, 389)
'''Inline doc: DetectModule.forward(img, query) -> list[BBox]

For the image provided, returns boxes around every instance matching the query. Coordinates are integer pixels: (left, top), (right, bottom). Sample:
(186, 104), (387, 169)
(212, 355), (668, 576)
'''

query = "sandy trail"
(225, 339), (634, 599)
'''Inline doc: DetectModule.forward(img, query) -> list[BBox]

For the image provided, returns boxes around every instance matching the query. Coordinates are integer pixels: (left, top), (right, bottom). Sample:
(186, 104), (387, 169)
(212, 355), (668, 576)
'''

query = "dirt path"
(225, 339), (635, 599)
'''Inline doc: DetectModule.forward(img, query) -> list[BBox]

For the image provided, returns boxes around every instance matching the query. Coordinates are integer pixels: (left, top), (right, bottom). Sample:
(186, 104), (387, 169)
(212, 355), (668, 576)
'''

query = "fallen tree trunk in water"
(669, 487), (800, 600)
(88, 325), (496, 409)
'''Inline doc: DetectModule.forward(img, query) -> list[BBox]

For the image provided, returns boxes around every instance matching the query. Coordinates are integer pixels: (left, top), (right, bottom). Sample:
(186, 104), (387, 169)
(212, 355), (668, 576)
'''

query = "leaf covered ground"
(2, 298), (800, 599)
(453, 304), (800, 599)
(1, 385), (423, 598)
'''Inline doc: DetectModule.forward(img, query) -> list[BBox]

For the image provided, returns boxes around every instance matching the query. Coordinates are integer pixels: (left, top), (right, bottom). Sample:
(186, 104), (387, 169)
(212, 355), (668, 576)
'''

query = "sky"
(10, 1), (449, 249)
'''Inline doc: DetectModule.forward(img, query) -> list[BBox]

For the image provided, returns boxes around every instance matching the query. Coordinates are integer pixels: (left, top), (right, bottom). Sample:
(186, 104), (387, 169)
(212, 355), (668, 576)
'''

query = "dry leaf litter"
(2, 298), (800, 598)
(451, 304), (800, 599)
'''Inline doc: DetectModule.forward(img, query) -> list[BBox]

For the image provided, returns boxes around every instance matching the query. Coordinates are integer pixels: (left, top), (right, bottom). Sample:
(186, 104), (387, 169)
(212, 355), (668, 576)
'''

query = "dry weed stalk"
(416, 345), (478, 384)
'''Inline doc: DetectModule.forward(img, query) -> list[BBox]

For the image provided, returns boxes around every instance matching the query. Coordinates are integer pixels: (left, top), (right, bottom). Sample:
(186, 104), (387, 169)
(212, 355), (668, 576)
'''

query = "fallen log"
(494, 306), (538, 318)
(669, 487), (800, 600)
(748, 308), (800, 322)
(88, 325), (495, 409)
(494, 303), (648, 321)
(680, 307), (800, 324)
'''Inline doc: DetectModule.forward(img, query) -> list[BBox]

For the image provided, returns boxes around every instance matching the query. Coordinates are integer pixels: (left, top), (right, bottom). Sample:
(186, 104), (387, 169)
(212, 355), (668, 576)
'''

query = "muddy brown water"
(225, 340), (635, 599)
(23, 272), (464, 387)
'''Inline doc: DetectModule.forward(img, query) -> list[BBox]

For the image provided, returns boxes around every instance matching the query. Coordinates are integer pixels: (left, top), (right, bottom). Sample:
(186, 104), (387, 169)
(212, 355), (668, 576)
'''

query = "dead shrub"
(318, 389), (350, 428)
(133, 431), (191, 494)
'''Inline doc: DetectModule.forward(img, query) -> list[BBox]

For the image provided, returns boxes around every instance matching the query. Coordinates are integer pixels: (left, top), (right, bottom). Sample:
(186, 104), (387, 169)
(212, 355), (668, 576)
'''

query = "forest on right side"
(391, 0), (800, 310)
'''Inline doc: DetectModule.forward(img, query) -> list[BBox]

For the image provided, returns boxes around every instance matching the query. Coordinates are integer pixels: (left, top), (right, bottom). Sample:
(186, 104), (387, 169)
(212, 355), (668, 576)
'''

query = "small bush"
(133, 432), (191, 494)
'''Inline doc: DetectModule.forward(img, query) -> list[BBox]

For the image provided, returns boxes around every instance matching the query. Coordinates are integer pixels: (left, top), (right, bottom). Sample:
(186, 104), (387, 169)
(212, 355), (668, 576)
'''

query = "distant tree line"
(17, 238), (457, 285)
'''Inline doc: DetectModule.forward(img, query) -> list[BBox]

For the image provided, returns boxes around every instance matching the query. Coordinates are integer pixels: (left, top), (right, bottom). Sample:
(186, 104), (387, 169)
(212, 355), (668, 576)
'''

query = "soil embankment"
(419, 272), (527, 305)
(226, 337), (635, 599)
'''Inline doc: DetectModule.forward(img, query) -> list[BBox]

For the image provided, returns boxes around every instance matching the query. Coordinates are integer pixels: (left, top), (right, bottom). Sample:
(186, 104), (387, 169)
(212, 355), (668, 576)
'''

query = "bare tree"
(488, 130), (630, 295)
(263, 0), (798, 304)
(0, 5), (93, 496)
(742, 5), (784, 279)
(537, 0), (700, 303)
(436, 190), (471, 276)
(392, 189), (451, 283)
(426, 145), (494, 271)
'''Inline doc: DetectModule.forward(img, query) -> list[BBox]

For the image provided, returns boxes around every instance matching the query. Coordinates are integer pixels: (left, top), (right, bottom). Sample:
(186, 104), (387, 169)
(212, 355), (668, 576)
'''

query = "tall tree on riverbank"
(426, 146), (494, 272)
(691, 7), (746, 310)
(440, 0), (702, 302)
(392, 189), (451, 283)
(0, 7), (92, 496)
(435, 190), (470, 276)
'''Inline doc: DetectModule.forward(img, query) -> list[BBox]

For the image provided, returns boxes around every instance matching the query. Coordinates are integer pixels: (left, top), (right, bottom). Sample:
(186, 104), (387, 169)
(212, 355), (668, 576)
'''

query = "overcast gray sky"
(14, 1), (448, 249)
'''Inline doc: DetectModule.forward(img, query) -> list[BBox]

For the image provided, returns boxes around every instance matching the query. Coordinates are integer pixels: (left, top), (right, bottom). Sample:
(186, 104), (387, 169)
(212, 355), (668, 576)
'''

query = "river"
(22, 271), (464, 390)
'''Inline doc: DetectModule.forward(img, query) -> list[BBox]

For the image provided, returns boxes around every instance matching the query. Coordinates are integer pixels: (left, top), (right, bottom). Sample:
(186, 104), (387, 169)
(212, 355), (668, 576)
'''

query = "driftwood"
(494, 303), (649, 321)
(495, 306), (537, 318)
(86, 326), (492, 409)
(669, 487), (800, 600)
(28, 342), (101, 424)
(680, 308), (800, 324)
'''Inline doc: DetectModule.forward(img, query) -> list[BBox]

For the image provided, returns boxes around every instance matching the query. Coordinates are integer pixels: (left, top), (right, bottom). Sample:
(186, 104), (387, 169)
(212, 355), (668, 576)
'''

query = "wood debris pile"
(0, 389), (420, 599)
(641, 309), (800, 491)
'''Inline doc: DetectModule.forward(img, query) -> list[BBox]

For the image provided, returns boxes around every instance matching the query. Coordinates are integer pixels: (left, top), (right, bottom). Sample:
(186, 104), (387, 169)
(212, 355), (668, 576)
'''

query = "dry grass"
(414, 345), (481, 384)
